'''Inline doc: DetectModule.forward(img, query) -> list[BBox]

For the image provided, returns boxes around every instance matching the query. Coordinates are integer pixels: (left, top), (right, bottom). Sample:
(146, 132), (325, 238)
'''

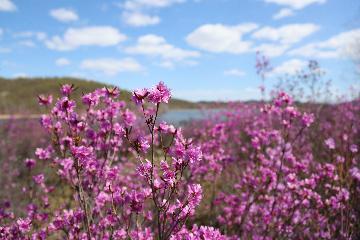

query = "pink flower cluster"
(0, 81), (359, 240)
(0, 82), (219, 240)
(185, 92), (359, 239)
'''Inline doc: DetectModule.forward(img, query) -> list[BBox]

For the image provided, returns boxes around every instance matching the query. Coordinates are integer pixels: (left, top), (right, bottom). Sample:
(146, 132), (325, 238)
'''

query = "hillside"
(0, 77), (198, 115)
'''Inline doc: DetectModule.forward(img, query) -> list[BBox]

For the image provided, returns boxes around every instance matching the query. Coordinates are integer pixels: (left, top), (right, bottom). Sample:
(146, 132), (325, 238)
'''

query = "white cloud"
(14, 31), (47, 41)
(126, 34), (200, 64)
(273, 8), (294, 19)
(45, 26), (127, 51)
(50, 8), (79, 22)
(56, 58), (71, 66)
(224, 69), (245, 77)
(186, 23), (317, 57)
(157, 59), (197, 69)
(121, 0), (184, 27)
(36, 32), (47, 41)
(289, 43), (337, 58)
(254, 43), (290, 57)
(19, 40), (36, 47)
(289, 29), (360, 59)
(119, 0), (186, 27)
(123, 0), (185, 10)
(13, 73), (28, 78)
(0, 47), (11, 53)
(186, 23), (258, 54)
(0, 0), (16, 12)
(252, 24), (319, 44)
(80, 58), (143, 76)
(14, 31), (32, 38)
(122, 11), (160, 26)
(271, 59), (307, 75)
(266, 0), (326, 20)
(186, 23), (319, 58)
(184, 60), (198, 66)
(264, 0), (326, 10)
(158, 60), (175, 69)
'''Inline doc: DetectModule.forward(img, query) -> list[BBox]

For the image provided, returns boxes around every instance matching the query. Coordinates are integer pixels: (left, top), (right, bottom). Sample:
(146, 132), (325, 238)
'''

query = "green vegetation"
(0, 77), (198, 115)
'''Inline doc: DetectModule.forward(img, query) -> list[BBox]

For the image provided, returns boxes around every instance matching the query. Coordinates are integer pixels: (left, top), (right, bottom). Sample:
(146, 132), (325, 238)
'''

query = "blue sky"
(0, 0), (359, 101)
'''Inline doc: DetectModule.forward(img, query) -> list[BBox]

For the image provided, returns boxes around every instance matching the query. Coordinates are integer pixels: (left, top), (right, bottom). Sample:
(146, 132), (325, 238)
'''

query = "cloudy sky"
(0, 0), (359, 101)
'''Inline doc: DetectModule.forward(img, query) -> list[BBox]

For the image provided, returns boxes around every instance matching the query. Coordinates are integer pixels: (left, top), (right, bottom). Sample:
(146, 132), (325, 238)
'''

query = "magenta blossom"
(16, 218), (31, 233)
(325, 138), (335, 149)
(38, 94), (53, 106)
(132, 88), (149, 105)
(60, 84), (75, 96)
(148, 81), (171, 104)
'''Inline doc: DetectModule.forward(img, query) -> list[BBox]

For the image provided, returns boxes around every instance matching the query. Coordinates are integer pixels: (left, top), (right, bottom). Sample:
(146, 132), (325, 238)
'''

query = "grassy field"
(0, 77), (198, 114)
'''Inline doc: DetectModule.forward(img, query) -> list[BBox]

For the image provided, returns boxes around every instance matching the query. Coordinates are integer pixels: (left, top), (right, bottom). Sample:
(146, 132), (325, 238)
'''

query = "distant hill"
(0, 77), (198, 115)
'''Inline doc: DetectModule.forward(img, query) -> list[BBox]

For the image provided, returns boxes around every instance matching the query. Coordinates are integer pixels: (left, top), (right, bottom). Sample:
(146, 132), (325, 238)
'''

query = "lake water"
(0, 109), (224, 126)
(159, 108), (224, 125)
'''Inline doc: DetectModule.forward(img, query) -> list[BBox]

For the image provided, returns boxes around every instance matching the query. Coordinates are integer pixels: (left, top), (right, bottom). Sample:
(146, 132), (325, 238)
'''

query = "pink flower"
(302, 112), (314, 127)
(40, 114), (52, 130)
(187, 184), (203, 207)
(274, 91), (293, 107)
(60, 84), (75, 96)
(95, 192), (109, 208)
(171, 225), (228, 240)
(130, 191), (144, 213)
(137, 159), (152, 179)
(350, 144), (358, 153)
(33, 174), (45, 185)
(148, 82), (171, 104)
(336, 155), (345, 163)
(56, 97), (76, 113)
(17, 218), (31, 233)
(105, 87), (120, 97)
(71, 145), (93, 162)
(122, 109), (136, 126)
(160, 160), (175, 186)
(82, 92), (99, 107)
(35, 147), (52, 160)
(135, 136), (150, 153)
(113, 123), (125, 136)
(132, 88), (149, 105)
(350, 167), (360, 181)
(25, 158), (36, 169)
(158, 121), (176, 134)
(185, 146), (202, 164)
(170, 140), (186, 158)
(114, 229), (127, 239)
(325, 138), (335, 149)
(38, 94), (53, 106)
(59, 158), (74, 172)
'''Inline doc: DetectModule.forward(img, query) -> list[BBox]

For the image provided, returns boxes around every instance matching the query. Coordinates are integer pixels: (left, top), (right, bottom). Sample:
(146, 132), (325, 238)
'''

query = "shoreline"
(0, 114), (42, 120)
